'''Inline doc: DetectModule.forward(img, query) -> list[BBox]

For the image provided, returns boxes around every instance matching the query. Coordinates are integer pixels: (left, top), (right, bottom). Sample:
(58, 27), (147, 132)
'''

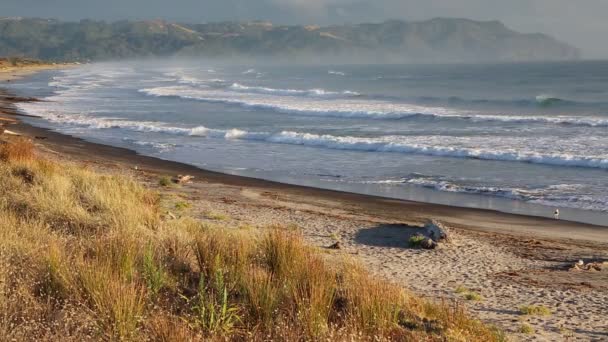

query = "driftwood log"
(570, 260), (606, 271)
(424, 219), (451, 243)
(172, 174), (195, 184)
(327, 241), (342, 250)
(420, 238), (437, 250)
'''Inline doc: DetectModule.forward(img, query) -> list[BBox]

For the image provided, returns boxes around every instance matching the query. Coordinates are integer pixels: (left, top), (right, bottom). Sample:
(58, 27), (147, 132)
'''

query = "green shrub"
(464, 292), (483, 301)
(174, 201), (191, 210)
(159, 176), (173, 187)
(519, 305), (552, 316)
(519, 323), (535, 334)
(455, 285), (468, 294)
(408, 234), (426, 247)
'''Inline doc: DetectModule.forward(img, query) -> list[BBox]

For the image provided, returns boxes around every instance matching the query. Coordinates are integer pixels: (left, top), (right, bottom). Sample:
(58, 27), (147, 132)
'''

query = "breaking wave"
(139, 86), (608, 127)
(406, 177), (607, 212)
(328, 70), (346, 76)
(228, 83), (360, 98)
(329, 176), (607, 211)
(15, 105), (608, 170)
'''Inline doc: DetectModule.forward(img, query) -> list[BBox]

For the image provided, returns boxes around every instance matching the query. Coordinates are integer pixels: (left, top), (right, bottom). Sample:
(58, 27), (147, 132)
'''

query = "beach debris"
(420, 238), (437, 250)
(221, 197), (237, 204)
(424, 219), (451, 243)
(172, 174), (195, 184)
(570, 260), (606, 272)
(409, 233), (438, 249)
(163, 211), (177, 220)
(3, 130), (21, 136)
(328, 241), (342, 250)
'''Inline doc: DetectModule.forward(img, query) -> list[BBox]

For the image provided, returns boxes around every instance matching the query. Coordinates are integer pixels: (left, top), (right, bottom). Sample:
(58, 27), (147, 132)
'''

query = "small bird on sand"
(554, 209), (560, 220)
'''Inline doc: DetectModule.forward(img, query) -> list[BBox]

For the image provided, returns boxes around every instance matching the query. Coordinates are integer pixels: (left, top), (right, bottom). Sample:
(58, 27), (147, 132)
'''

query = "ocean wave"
(535, 94), (569, 107)
(328, 70), (346, 76)
(228, 83), (360, 98)
(242, 68), (264, 77)
(405, 177), (607, 211)
(122, 138), (178, 152)
(139, 86), (608, 127)
(17, 106), (608, 170)
(331, 176), (606, 211)
(414, 93), (605, 109)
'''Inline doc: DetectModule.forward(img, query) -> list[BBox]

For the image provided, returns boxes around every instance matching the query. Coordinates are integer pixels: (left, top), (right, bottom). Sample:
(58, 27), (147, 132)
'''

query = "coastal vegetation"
(0, 137), (504, 340)
(519, 323), (535, 335)
(0, 17), (579, 63)
(519, 305), (552, 316)
(0, 57), (49, 70)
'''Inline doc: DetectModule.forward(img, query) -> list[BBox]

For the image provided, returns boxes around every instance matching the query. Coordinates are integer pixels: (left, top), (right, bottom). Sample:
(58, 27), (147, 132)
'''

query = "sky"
(1, 0), (607, 58)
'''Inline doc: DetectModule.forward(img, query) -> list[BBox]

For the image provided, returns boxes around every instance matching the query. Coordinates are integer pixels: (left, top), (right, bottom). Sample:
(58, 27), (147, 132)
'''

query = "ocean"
(8, 60), (608, 225)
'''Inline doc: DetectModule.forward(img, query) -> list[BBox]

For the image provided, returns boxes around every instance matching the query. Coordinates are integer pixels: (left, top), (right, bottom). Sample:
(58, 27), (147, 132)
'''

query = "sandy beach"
(0, 63), (68, 82)
(1, 68), (607, 341)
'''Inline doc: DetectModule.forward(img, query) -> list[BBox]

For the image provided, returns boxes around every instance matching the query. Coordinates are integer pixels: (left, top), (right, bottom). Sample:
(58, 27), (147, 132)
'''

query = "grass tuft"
(203, 210), (229, 221)
(519, 323), (535, 334)
(464, 292), (483, 301)
(159, 176), (173, 187)
(142, 244), (167, 296)
(519, 305), (552, 316)
(174, 201), (191, 210)
(455, 285), (468, 294)
(0, 138), (35, 162)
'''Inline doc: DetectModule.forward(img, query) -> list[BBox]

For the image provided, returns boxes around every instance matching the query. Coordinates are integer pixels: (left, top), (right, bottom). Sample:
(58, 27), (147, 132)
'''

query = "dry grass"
(0, 137), (35, 162)
(0, 139), (504, 341)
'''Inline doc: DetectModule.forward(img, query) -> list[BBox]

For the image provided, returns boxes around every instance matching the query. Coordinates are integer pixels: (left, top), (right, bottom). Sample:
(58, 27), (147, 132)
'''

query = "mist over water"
(10, 60), (608, 224)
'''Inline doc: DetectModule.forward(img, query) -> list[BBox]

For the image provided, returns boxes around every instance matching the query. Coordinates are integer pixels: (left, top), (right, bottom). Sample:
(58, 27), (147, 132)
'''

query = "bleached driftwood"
(570, 260), (606, 271)
(3, 129), (20, 136)
(420, 238), (437, 250)
(172, 174), (195, 184)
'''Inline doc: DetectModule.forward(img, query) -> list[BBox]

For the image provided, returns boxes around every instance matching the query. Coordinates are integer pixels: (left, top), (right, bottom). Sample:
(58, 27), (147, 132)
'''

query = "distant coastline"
(0, 17), (579, 63)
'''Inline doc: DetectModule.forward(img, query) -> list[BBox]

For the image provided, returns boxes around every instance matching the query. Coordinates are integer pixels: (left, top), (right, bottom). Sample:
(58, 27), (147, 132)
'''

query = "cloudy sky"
(2, 0), (607, 57)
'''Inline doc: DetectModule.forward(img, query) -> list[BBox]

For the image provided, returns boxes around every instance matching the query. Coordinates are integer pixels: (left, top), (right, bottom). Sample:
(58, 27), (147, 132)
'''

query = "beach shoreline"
(5, 102), (608, 240)
(2, 67), (608, 340)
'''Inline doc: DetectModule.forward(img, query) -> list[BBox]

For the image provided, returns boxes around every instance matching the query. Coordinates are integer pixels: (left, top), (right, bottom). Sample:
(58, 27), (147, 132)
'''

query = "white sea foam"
(404, 178), (607, 211)
(328, 70), (346, 76)
(326, 176), (606, 211)
(228, 83), (360, 98)
(16, 102), (608, 170)
(122, 138), (177, 152)
(139, 86), (608, 127)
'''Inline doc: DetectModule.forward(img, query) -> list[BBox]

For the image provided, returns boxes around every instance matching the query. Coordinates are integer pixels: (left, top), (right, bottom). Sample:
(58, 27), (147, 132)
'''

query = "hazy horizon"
(1, 0), (607, 58)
